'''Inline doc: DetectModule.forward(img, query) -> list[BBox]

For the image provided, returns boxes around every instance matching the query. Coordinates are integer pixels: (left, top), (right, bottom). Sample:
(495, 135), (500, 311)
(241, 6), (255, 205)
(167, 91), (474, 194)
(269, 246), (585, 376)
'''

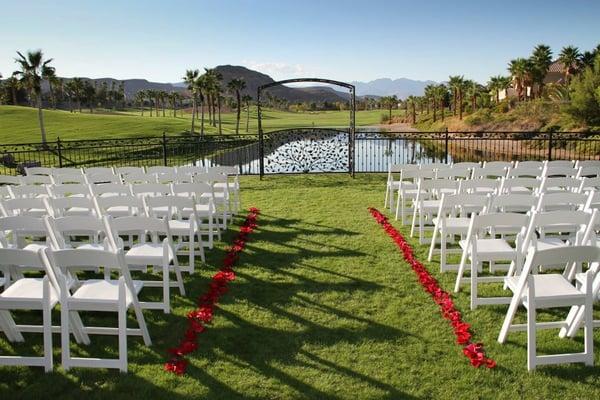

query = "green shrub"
(566, 55), (600, 126)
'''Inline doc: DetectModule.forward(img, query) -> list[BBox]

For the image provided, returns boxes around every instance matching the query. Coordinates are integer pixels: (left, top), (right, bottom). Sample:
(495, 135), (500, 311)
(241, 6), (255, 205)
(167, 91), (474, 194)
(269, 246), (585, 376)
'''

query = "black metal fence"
(0, 130), (599, 176)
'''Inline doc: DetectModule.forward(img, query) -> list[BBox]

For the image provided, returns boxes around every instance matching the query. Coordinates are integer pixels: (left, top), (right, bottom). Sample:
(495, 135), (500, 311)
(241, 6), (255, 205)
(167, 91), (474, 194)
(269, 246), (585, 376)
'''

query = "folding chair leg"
(527, 303), (537, 371)
(132, 303), (152, 346)
(0, 310), (22, 342)
(61, 299), (71, 371)
(428, 225), (437, 262)
(162, 265), (171, 314)
(454, 248), (469, 292)
(470, 258), (479, 310)
(384, 186), (389, 208)
(498, 294), (520, 343)
(172, 258), (186, 296)
(410, 208), (418, 237)
(42, 278), (53, 372)
(440, 233), (447, 272)
(118, 281), (127, 373)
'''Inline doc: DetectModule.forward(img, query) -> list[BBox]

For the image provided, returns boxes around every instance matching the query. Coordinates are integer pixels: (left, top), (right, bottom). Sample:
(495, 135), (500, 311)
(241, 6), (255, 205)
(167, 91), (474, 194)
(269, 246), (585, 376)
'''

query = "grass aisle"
(2, 174), (600, 399)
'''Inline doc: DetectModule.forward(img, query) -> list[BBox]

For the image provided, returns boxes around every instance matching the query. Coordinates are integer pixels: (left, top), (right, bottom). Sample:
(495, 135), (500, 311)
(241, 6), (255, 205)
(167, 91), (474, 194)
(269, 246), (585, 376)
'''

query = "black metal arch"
(257, 78), (356, 178)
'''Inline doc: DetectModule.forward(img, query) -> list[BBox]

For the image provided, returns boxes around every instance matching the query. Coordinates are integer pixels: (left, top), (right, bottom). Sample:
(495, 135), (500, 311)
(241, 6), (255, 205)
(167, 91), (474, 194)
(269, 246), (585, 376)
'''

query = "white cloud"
(241, 60), (310, 80)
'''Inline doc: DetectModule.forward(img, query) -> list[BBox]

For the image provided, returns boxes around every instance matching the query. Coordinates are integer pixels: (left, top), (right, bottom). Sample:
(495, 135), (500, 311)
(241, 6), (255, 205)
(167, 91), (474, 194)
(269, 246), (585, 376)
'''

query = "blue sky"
(1, 0), (599, 84)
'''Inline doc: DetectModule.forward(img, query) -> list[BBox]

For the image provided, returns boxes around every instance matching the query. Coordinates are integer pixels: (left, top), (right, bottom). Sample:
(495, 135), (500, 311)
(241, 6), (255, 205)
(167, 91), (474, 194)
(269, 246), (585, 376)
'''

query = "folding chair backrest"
(471, 212), (530, 236)
(171, 182), (213, 198)
(578, 166), (600, 178)
(543, 166), (579, 177)
(209, 166), (239, 176)
(507, 166), (543, 178)
(48, 196), (97, 217)
(584, 191), (600, 211)
(52, 168), (83, 176)
(499, 177), (542, 194)
(178, 165), (206, 175)
(94, 195), (143, 217)
(0, 247), (46, 275)
(458, 178), (500, 193)
(523, 210), (591, 250)
(144, 195), (196, 220)
(108, 216), (170, 246)
(576, 160), (600, 169)
(0, 215), (48, 246)
(20, 175), (52, 185)
(121, 172), (157, 184)
(86, 172), (121, 185)
(451, 162), (480, 170)
(9, 184), (50, 198)
(438, 193), (489, 216)
(90, 183), (132, 197)
(488, 194), (537, 213)
(0, 175), (21, 185)
(545, 160), (575, 169)
(436, 167), (470, 180)
(418, 178), (459, 195)
(49, 183), (91, 198)
(85, 167), (115, 175)
(540, 177), (582, 193)
(25, 167), (53, 176)
(514, 160), (544, 169)
(472, 165), (509, 179)
(131, 183), (171, 198)
(45, 215), (105, 249)
(400, 168), (435, 182)
(52, 173), (87, 185)
(1, 197), (50, 217)
(147, 166), (175, 175)
(155, 171), (178, 184)
(114, 166), (145, 176)
(420, 163), (450, 172)
(536, 192), (588, 211)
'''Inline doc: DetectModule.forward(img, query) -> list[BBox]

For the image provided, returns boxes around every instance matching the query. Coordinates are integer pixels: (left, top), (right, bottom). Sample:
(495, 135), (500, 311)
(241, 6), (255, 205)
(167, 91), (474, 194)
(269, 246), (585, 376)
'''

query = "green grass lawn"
(0, 106), (391, 143)
(2, 174), (600, 399)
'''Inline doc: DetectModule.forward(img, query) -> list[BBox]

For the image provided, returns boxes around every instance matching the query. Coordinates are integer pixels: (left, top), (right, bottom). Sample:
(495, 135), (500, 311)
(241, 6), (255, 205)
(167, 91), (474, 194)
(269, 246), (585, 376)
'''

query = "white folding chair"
(24, 167), (53, 176)
(471, 164), (509, 179)
(121, 172), (157, 184)
(507, 166), (543, 178)
(542, 165), (580, 178)
(105, 216), (185, 314)
(85, 167), (115, 176)
(394, 168), (435, 223)
(0, 215), (50, 251)
(1, 197), (51, 218)
(90, 183), (132, 198)
(114, 166), (144, 176)
(146, 166), (175, 175)
(94, 195), (144, 218)
(0, 175), (21, 185)
(535, 192), (588, 212)
(130, 183), (171, 198)
(0, 248), (58, 371)
(86, 172), (121, 185)
(410, 179), (459, 244)
(486, 193), (537, 214)
(52, 174), (87, 185)
(52, 168), (83, 177)
(46, 248), (151, 372)
(45, 216), (109, 252)
(539, 176), (582, 193)
(209, 166), (241, 214)
(49, 183), (91, 199)
(48, 196), (97, 217)
(578, 166), (600, 178)
(384, 164), (418, 210)
(451, 162), (481, 170)
(454, 212), (529, 309)
(458, 178), (500, 195)
(545, 160), (575, 169)
(498, 177), (541, 195)
(576, 160), (600, 169)
(428, 193), (489, 272)
(514, 160), (544, 170)
(19, 175), (53, 185)
(8, 184), (50, 199)
(145, 196), (205, 272)
(172, 182), (220, 247)
(499, 246), (600, 370)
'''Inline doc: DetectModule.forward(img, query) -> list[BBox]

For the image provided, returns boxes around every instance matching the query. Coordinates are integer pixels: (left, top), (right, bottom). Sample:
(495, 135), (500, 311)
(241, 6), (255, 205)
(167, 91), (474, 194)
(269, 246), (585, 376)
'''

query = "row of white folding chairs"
(392, 172), (600, 224)
(1, 181), (229, 233)
(384, 160), (600, 211)
(0, 244), (151, 372)
(25, 165), (239, 177)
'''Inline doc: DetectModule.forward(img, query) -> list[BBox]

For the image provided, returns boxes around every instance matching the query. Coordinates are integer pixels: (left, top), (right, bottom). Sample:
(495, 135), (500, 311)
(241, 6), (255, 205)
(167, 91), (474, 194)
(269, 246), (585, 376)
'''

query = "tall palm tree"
(13, 50), (53, 144)
(183, 69), (199, 133)
(83, 81), (96, 113)
(227, 78), (246, 134)
(379, 96), (397, 123)
(448, 75), (462, 116)
(530, 44), (553, 97)
(508, 58), (532, 100)
(435, 84), (447, 122)
(136, 90), (146, 116)
(558, 45), (581, 83)
(168, 91), (178, 117)
(407, 96), (417, 123)
(242, 94), (252, 132)
(6, 75), (20, 105)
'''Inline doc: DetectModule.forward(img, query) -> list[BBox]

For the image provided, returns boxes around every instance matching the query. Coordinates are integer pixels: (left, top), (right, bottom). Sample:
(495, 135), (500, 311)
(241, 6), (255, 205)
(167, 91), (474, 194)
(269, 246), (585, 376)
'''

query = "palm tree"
(508, 58), (532, 100)
(435, 84), (447, 122)
(558, 45), (581, 83)
(530, 44), (553, 97)
(6, 75), (20, 105)
(83, 81), (96, 113)
(168, 91), (178, 117)
(448, 75), (463, 117)
(196, 75), (207, 135)
(13, 50), (54, 144)
(242, 94), (252, 132)
(136, 90), (146, 116)
(407, 96), (417, 123)
(227, 78), (246, 134)
(183, 69), (199, 133)
(379, 96), (397, 123)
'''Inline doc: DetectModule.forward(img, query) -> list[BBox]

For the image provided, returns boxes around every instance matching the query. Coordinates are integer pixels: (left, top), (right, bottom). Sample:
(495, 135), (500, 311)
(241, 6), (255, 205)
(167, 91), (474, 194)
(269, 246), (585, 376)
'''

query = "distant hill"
(41, 78), (185, 99)
(350, 78), (437, 99)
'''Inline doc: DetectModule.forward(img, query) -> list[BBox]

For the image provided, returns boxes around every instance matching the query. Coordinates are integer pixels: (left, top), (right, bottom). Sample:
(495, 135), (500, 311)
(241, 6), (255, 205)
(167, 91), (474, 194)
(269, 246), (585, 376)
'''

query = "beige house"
(498, 60), (565, 100)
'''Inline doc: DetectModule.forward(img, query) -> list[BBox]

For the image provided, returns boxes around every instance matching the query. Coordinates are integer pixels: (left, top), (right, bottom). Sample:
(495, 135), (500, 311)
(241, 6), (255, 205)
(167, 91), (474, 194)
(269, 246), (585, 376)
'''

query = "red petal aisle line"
(164, 207), (260, 375)
(368, 207), (496, 369)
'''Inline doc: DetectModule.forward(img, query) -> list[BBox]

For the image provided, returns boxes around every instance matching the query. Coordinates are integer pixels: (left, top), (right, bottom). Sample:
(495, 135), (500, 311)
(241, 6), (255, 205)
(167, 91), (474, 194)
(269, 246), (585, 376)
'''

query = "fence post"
(444, 128), (449, 164)
(57, 136), (63, 168)
(547, 131), (553, 161)
(162, 132), (168, 166)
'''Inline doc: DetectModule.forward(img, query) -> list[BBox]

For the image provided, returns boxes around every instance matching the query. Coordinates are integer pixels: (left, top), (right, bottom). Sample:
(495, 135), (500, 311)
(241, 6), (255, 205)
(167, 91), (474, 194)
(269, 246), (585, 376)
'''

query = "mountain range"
(40, 65), (435, 102)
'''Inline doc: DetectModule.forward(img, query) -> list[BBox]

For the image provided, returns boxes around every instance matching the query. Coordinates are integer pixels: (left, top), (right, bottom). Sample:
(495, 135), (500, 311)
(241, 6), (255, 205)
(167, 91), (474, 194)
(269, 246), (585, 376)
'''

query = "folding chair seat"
(0, 248), (59, 371)
(394, 168), (435, 223)
(454, 212), (529, 309)
(410, 179), (459, 244)
(45, 248), (151, 372)
(539, 176), (582, 193)
(105, 216), (185, 314)
(428, 193), (489, 272)
(94, 195), (144, 218)
(498, 177), (541, 195)
(384, 164), (418, 210)
(498, 246), (600, 370)
(145, 196), (205, 272)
